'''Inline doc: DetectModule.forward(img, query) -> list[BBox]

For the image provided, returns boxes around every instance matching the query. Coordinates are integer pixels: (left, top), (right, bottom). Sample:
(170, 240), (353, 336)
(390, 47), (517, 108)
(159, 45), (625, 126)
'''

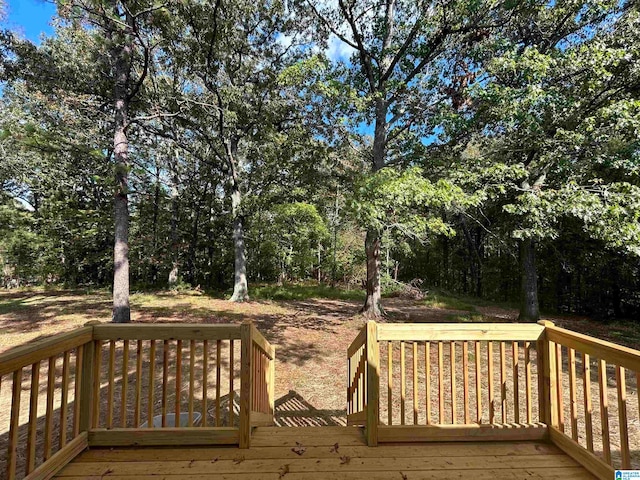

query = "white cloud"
(327, 34), (355, 62)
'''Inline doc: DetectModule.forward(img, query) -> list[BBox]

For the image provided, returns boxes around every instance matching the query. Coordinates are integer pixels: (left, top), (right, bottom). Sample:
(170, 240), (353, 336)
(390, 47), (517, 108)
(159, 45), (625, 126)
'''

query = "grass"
(249, 282), (365, 301)
(423, 291), (477, 312)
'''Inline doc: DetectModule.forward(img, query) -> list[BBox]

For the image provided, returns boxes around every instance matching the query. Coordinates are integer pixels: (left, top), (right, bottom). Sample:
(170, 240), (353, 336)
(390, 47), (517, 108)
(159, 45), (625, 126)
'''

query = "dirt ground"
(0, 289), (639, 476)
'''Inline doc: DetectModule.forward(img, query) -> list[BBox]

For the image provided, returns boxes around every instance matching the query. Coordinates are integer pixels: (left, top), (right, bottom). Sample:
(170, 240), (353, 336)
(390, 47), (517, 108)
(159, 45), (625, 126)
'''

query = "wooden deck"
(54, 426), (596, 479)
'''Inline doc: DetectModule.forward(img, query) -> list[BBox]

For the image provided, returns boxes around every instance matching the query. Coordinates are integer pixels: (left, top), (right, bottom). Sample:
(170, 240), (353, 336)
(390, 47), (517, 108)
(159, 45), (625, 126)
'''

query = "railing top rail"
(92, 323), (242, 341)
(347, 324), (367, 357)
(376, 323), (545, 342)
(251, 325), (275, 359)
(0, 326), (93, 376)
(545, 324), (640, 372)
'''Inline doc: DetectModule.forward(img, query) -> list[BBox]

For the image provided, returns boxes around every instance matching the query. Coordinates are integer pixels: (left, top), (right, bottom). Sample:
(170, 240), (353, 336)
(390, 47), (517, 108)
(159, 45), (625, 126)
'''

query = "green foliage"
(251, 282), (365, 301)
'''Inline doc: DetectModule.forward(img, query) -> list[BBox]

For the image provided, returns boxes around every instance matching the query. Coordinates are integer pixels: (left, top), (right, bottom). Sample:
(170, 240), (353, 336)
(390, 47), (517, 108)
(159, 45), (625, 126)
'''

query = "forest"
(0, 0), (639, 323)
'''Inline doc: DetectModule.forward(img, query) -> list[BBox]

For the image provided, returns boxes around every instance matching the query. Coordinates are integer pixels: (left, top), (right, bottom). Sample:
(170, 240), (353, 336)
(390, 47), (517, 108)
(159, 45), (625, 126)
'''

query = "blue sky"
(3, 0), (55, 43)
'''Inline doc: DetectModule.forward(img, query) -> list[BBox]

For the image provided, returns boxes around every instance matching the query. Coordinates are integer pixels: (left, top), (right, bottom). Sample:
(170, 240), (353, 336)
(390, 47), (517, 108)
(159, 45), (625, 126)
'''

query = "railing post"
(79, 321), (100, 433)
(239, 320), (253, 448)
(366, 321), (379, 446)
(537, 320), (557, 427)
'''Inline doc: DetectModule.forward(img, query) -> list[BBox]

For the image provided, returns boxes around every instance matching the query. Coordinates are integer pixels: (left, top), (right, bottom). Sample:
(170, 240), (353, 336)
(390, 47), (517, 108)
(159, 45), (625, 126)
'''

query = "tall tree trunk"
(228, 140), (249, 302)
(111, 15), (132, 324)
(361, 97), (388, 317)
(168, 156), (180, 286)
(518, 238), (540, 322)
(151, 162), (160, 284)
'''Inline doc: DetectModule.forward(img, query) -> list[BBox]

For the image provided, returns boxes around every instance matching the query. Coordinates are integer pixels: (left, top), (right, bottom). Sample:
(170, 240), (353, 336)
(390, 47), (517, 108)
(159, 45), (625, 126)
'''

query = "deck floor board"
(55, 427), (597, 480)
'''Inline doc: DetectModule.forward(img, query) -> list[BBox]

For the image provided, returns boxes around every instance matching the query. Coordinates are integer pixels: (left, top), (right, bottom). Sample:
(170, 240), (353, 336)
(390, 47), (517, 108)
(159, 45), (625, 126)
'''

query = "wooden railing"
(542, 322), (640, 478)
(0, 320), (275, 480)
(347, 320), (640, 480)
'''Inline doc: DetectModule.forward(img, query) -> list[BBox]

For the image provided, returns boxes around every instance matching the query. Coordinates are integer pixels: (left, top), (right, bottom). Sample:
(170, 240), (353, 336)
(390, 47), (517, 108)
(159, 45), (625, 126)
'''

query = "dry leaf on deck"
(278, 463), (290, 478)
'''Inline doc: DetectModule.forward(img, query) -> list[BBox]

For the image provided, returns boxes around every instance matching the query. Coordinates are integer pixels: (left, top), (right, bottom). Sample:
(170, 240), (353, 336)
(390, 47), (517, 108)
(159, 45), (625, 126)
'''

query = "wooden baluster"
(637, 372), (640, 422)
(412, 341), (418, 425)
(438, 341), (444, 423)
(525, 342), (532, 424)
(176, 340), (182, 424)
(556, 343), (564, 433)
(216, 339), (222, 425)
(388, 341), (393, 425)
(425, 341), (431, 425)
(121, 340), (129, 428)
(148, 340), (156, 428)
(450, 341), (456, 424)
(44, 355), (56, 459)
(189, 340), (195, 426)
(475, 341), (481, 424)
(568, 348), (578, 441)
(73, 345), (83, 437)
(488, 341), (494, 424)
(107, 340), (115, 429)
(27, 362), (41, 473)
(616, 366), (630, 469)
(162, 340), (169, 427)
(583, 353), (593, 452)
(92, 340), (102, 428)
(463, 341), (469, 424)
(8, 369), (22, 480)
(269, 346), (275, 416)
(60, 350), (71, 448)
(202, 340), (208, 427)
(400, 340), (406, 425)
(598, 359), (611, 464)
(134, 340), (142, 428)
(512, 342), (519, 424)
(499, 342), (506, 423)
(347, 351), (351, 415)
(229, 340), (235, 425)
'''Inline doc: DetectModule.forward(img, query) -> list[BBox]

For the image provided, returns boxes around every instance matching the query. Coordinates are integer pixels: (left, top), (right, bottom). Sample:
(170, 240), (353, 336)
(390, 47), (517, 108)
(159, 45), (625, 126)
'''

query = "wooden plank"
(134, 340), (142, 428)
(615, 365), (630, 469)
(107, 340), (115, 429)
(425, 341), (431, 425)
(24, 432), (88, 480)
(251, 326), (275, 359)
(525, 341), (532, 423)
(92, 340), (102, 429)
(216, 339), (221, 426)
(412, 341), (418, 425)
(583, 353), (593, 452)
(512, 341), (519, 424)
(162, 340), (168, 427)
(475, 341), (481, 423)
(438, 341), (444, 423)
(347, 410), (366, 426)
(202, 340), (208, 427)
(189, 340), (195, 426)
(78, 340), (94, 434)
(387, 341), (392, 426)
(451, 341), (457, 424)
(250, 411), (274, 427)
(27, 361), (41, 473)
(378, 423), (548, 443)
(268, 344), (275, 416)
(239, 321), (252, 448)
(175, 339), (182, 423)
(400, 340), (406, 425)
(377, 323), (544, 342)
(60, 350), (71, 448)
(147, 340), (156, 428)
(598, 359), (611, 465)
(549, 426), (613, 480)
(487, 341), (494, 423)
(500, 341), (506, 423)
(536, 321), (553, 426)
(87, 428), (239, 447)
(463, 341), (469, 424)
(366, 321), (379, 446)
(230, 339), (235, 425)
(556, 343), (564, 433)
(347, 326), (367, 357)
(120, 340), (129, 428)
(0, 327), (93, 376)
(73, 344), (84, 437)
(92, 324), (241, 341)
(568, 348), (578, 441)
(546, 325), (640, 372)
(547, 339), (559, 428)
(7, 369), (22, 480)
(44, 356), (56, 460)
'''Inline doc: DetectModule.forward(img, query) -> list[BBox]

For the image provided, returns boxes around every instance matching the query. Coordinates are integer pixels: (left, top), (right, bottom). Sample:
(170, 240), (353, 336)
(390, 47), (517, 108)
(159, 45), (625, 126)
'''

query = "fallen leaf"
(278, 464), (290, 478)
(188, 460), (196, 468)
(291, 442), (307, 456)
(233, 456), (245, 464)
(101, 468), (114, 478)
(339, 455), (351, 465)
(400, 472), (408, 480)
(330, 442), (339, 453)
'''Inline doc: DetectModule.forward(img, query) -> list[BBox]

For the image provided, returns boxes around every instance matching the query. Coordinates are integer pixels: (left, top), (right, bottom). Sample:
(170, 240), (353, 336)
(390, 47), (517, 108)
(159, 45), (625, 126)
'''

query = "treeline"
(0, 0), (639, 321)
